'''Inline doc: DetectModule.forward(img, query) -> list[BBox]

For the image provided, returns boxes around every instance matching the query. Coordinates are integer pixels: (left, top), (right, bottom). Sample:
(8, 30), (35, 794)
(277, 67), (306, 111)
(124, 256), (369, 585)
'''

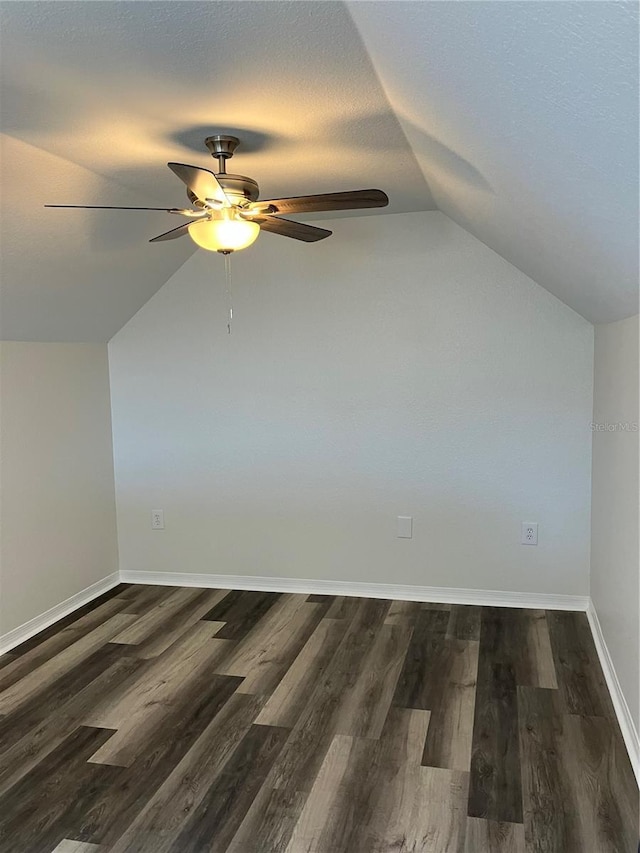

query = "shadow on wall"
(397, 114), (494, 195)
(328, 109), (494, 197)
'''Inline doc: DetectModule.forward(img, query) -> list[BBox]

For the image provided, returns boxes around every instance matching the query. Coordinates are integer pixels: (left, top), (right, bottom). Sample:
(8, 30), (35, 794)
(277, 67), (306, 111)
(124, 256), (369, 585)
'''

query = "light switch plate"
(397, 516), (413, 539)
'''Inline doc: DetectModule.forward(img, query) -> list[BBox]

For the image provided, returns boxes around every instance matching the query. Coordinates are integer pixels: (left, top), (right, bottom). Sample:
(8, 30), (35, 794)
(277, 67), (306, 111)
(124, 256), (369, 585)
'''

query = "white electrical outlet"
(521, 522), (538, 545)
(151, 509), (165, 530)
(397, 516), (413, 539)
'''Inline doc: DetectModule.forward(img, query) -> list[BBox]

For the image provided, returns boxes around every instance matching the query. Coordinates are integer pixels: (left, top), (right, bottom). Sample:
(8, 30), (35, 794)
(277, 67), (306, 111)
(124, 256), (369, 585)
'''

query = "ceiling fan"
(45, 135), (390, 254)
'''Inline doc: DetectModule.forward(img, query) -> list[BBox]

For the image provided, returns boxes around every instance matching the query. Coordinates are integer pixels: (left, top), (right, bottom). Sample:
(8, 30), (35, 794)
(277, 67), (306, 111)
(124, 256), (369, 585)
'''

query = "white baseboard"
(119, 570), (589, 612)
(586, 600), (640, 786)
(0, 572), (121, 656)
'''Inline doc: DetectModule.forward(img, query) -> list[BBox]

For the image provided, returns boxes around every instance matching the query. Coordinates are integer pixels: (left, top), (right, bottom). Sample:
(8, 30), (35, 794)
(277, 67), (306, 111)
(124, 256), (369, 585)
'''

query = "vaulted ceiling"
(1, 1), (637, 341)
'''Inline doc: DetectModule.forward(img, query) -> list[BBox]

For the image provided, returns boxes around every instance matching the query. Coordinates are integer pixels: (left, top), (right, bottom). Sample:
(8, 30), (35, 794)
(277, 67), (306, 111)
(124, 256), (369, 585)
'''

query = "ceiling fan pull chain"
(223, 252), (233, 334)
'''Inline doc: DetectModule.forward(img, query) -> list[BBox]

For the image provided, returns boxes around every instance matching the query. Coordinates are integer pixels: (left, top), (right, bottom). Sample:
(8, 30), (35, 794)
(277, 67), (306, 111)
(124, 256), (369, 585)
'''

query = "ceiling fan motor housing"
(187, 174), (259, 207)
(186, 135), (261, 206)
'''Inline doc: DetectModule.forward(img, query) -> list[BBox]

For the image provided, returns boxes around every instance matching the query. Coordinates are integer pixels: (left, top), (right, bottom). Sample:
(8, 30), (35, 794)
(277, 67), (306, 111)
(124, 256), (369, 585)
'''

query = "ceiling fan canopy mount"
(204, 134), (241, 172)
(45, 133), (390, 253)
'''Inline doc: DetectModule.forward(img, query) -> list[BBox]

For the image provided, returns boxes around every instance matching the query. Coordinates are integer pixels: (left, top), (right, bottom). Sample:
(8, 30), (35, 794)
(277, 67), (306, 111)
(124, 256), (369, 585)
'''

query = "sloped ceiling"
(348, 0), (639, 325)
(0, 1), (637, 341)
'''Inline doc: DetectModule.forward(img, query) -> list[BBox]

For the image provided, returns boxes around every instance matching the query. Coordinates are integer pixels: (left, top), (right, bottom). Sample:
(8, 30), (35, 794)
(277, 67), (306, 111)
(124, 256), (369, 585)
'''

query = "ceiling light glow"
(188, 212), (259, 253)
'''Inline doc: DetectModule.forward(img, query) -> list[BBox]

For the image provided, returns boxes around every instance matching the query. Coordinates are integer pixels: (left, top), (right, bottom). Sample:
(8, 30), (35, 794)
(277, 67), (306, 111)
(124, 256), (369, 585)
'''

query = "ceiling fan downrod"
(204, 134), (240, 176)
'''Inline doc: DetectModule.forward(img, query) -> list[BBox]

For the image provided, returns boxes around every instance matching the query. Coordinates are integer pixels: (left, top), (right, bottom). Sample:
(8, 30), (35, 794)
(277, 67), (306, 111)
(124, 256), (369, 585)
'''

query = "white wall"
(0, 342), (119, 635)
(109, 212), (593, 596)
(591, 315), (639, 732)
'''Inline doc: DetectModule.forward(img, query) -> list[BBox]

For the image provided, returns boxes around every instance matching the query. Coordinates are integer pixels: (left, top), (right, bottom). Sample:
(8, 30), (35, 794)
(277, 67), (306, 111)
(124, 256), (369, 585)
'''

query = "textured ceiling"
(0, 1), (637, 341)
(349, 0), (639, 324)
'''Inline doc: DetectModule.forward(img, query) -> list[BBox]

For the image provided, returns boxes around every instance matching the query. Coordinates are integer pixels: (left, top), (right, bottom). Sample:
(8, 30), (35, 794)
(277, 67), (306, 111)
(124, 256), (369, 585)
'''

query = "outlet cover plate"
(521, 522), (538, 545)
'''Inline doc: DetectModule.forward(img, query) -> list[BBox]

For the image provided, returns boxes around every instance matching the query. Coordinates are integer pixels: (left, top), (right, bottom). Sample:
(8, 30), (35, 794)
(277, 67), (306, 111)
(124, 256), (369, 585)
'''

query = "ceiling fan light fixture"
(188, 212), (260, 253)
(46, 135), (389, 249)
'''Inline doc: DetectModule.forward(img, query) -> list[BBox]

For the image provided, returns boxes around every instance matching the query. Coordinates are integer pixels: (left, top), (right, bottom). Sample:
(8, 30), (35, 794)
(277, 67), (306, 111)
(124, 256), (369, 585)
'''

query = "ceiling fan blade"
(167, 163), (231, 208)
(44, 204), (206, 217)
(249, 189), (389, 216)
(255, 216), (332, 242)
(149, 222), (193, 243)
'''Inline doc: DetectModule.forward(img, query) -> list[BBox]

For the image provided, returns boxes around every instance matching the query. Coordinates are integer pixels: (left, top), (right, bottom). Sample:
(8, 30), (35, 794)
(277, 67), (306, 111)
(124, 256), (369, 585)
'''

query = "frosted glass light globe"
(188, 215), (260, 253)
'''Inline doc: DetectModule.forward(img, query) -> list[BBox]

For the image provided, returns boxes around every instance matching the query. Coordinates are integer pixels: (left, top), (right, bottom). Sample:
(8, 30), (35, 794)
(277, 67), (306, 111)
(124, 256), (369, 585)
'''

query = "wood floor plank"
(219, 595), (325, 696)
(255, 616), (351, 728)
(477, 607), (544, 688)
(119, 584), (182, 612)
(392, 608), (451, 709)
(562, 713), (638, 853)
(283, 733), (356, 853)
(305, 594), (334, 603)
(85, 624), (233, 766)
(465, 817), (525, 852)
(381, 706), (433, 765)
(84, 621), (225, 727)
(547, 610), (614, 717)
(303, 594), (343, 619)
(169, 724), (289, 853)
(287, 708), (433, 853)
(527, 611), (558, 689)
(287, 709), (469, 853)
(333, 621), (413, 738)
(52, 841), (102, 852)
(0, 643), (122, 754)
(115, 587), (228, 660)
(108, 586), (218, 646)
(520, 684), (639, 852)
(372, 709), (467, 853)
(103, 693), (265, 853)
(421, 638), (479, 771)
(378, 765), (469, 853)
(137, 617), (226, 661)
(290, 596), (393, 746)
(0, 613), (137, 716)
(466, 605), (563, 826)
(384, 599), (422, 625)
(468, 652), (522, 823)
(447, 605), (482, 641)
(0, 646), (144, 795)
(5, 584), (133, 660)
(226, 597), (391, 852)
(201, 589), (283, 639)
(0, 726), (115, 853)
(0, 597), (135, 693)
(518, 685), (582, 852)
(324, 595), (363, 620)
(74, 675), (246, 848)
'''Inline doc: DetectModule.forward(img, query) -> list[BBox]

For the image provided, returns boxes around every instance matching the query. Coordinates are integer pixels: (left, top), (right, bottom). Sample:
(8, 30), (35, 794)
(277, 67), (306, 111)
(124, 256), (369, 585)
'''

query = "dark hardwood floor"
(0, 584), (637, 852)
